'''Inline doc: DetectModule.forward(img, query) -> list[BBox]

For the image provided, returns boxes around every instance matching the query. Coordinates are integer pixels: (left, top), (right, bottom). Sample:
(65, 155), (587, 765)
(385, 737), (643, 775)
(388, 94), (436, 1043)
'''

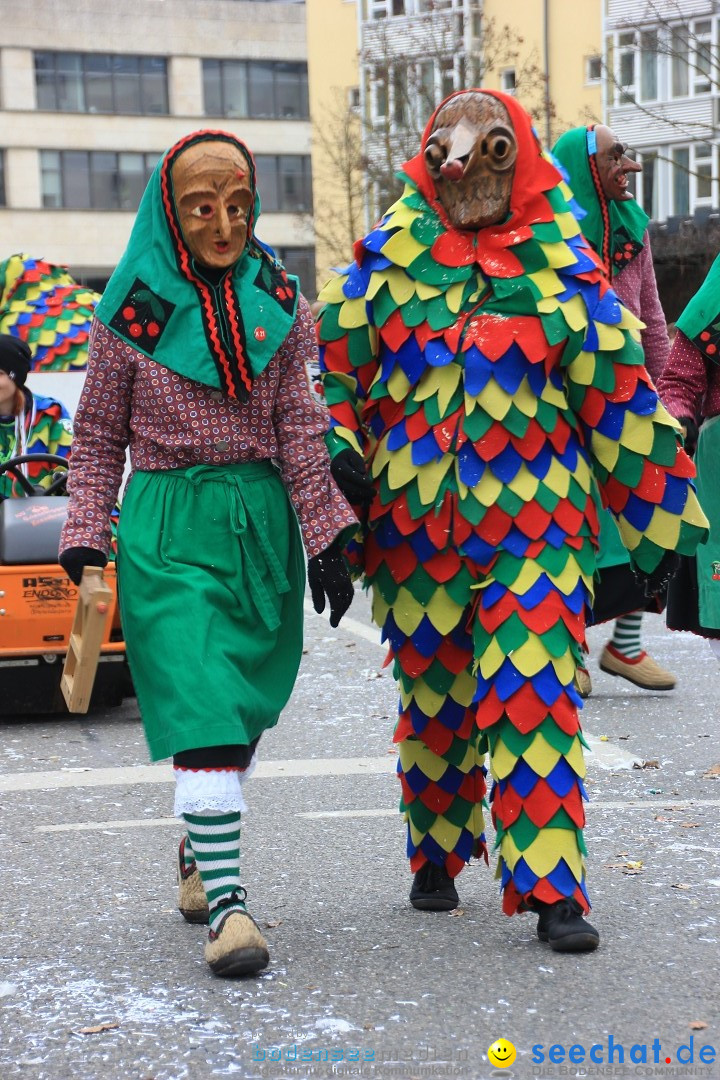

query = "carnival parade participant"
(317, 90), (707, 952)
(59, 130), (357, 978)
(552, 125), (675, 695)
(0, 334), (72, 498)
(658, 251), (720, 655)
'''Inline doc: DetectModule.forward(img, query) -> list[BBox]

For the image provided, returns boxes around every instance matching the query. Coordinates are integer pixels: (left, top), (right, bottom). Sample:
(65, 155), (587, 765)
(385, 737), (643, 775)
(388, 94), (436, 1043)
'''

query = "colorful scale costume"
(0, 254), (99, 372)
(317, 91), (707, 915)
(0, 392), (73, 499)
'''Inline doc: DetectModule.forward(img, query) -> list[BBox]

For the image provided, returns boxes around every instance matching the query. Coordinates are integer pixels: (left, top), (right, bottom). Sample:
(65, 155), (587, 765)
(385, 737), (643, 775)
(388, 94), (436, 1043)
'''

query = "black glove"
(633, 550), (680, 600)
(59, 546), (107, 586)
(330, 449), (374, 506)
(307, 543), (354, 628)
(678, 416), (699, 456)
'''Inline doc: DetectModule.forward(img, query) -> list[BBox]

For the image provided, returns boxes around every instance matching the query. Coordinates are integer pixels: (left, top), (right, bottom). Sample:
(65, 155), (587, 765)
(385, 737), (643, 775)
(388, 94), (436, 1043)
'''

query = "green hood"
(552, 126), (648, 278)
(95, 130), (299, 402)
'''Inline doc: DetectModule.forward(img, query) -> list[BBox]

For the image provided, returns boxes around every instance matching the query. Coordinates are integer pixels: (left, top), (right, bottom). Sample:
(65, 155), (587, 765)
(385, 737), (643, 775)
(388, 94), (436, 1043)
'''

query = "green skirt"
(694, 414), (720, 629)
(117, 462), (305, 761)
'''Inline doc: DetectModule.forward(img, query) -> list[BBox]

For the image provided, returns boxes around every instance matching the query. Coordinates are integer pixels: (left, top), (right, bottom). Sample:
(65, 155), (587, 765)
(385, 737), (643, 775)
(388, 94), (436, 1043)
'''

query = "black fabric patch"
(255, 257), (298, 316)
(691, 316), (720, 364)
(611, 227), (644, 273)
(109, 278), (175, 355)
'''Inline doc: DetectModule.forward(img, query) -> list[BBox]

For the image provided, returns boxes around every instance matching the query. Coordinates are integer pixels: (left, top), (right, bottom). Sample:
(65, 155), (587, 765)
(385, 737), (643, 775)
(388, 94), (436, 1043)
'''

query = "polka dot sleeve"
(657, 330), (717, 422)
(60, 320), (135, 556)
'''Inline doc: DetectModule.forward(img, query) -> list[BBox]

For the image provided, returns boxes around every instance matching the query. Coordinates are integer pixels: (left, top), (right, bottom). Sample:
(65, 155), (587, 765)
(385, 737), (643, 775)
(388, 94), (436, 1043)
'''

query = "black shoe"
(534, 898), (600, 952)
(409, 862), (459, 911)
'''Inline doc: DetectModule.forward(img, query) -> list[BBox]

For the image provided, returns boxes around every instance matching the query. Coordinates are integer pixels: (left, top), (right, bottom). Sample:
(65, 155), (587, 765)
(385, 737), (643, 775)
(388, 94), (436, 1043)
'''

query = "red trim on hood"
(402, 89), (563, 240)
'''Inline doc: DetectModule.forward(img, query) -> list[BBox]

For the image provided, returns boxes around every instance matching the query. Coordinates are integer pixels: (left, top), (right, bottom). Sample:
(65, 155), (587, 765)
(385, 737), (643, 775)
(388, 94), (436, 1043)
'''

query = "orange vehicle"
(0, 453), (130, 714)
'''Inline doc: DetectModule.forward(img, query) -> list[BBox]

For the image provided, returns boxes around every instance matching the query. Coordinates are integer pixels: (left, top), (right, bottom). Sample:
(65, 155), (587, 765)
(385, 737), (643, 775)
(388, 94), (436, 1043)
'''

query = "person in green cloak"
(659, 251), (720, 651)
(552, 124), (676, 696)
(59, 131), (358, 977)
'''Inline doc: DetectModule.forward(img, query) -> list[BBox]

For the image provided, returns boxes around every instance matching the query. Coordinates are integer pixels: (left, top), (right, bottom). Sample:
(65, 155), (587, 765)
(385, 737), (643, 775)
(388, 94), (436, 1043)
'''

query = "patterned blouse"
(657, 329), (720, 423)
(60, 295), (357, 557)
(612, 234), (670, 386)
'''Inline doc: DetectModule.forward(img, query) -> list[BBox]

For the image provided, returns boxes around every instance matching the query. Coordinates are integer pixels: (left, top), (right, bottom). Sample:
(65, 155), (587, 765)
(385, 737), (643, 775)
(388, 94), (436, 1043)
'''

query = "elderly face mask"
(172, 140), (254, 269)
(423, 92), (517, 230)
(593, 124), (641, 203)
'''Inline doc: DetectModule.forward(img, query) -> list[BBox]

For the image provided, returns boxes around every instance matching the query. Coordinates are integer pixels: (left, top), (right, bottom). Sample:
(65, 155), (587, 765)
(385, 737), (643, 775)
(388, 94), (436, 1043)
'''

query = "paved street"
(0, 588), (718, 1080)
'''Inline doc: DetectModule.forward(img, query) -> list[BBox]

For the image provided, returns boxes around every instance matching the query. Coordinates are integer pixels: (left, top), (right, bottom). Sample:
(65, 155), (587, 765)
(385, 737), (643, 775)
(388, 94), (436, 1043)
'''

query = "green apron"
(117, 461), (305, 761)
(694, 414), (720, 629)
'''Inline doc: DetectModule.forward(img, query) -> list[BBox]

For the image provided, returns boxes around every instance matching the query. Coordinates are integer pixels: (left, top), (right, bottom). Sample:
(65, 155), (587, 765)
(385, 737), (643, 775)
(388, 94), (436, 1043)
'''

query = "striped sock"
(183, 811), (245, 933)
(611, 612), (643, 659)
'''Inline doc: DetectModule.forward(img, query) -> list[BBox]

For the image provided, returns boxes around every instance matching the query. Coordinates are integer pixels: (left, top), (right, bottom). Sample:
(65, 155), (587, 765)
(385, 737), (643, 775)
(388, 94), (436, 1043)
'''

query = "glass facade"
(35, 52), (168, 115)
(203, 60), (309, 119)
(255, 155), (313, 212)
(40, 150), (159, 210)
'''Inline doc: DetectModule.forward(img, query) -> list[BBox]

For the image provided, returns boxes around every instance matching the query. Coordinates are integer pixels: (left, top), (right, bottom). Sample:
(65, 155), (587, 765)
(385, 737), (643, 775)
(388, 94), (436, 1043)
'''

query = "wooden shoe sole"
(205, 911), (269, 977)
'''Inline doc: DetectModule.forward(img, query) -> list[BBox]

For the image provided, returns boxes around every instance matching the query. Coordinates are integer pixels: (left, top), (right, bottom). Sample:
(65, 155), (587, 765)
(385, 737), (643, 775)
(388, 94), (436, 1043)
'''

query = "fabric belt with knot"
(185, 461), (290, 632)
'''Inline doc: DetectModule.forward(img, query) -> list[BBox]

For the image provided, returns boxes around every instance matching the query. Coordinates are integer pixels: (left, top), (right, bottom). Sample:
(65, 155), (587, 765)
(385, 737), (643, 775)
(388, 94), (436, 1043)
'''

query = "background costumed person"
(0, 254), (99, 373)
(0, 334), (72, 499)
(317, 91), (707, 952)
(658, 251), (720, 658)
(552, 126), (675, 696)
(59, 131), (357, 977)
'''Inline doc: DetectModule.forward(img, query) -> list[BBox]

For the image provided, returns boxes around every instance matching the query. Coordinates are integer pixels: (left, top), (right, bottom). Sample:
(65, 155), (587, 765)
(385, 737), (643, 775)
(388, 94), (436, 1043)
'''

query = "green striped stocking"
(611, 612), (643, 659)
(182, 811), (245, 932)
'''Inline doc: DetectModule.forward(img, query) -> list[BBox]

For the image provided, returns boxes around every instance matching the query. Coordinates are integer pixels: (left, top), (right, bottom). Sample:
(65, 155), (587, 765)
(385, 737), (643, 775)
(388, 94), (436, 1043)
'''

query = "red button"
(254, 327), (266, 341)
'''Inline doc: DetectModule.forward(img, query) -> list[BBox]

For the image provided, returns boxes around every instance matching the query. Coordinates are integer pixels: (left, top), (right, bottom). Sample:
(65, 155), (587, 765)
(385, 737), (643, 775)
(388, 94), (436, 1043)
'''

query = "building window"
(693, 142), (714, 202)
(639, 30), (658, 101)
(667, 18), (714, 100)
(40, 150), (159, 209)
(35, 52), (168, 115)
(372, 68), (389, 120)
(500, 68), (516, 94)
(202, 60), (309, 119)
(639, 149), (659, 220)
(276, 246), (317, 299)
(369, 0), (404, 15)
(671, 25), (689, 97)
(671, 146), (690, 216)
(393, 66), (410, 127)
(368, 0), (458, 14)
(617, 31), (636, 103)
(348, 86), (361, 111)
(254, 155), (313, 212)
(586, 55), (602, 83)
(692, 19), (712, 94)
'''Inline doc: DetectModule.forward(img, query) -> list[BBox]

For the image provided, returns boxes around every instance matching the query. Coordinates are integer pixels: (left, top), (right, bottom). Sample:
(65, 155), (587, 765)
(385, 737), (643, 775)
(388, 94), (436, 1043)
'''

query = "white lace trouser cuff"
(708, 638), (720, 662)
(173, 755), (257, 817)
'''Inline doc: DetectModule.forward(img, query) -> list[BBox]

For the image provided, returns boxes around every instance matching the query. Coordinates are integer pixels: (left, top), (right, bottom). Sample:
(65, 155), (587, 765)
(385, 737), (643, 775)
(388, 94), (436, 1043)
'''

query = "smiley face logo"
(488, 1039), (516, 1068)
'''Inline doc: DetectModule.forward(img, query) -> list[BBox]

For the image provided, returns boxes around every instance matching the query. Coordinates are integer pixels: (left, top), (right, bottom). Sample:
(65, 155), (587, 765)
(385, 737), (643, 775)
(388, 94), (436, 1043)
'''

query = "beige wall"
(0, 1), (310, 278)
(306, 0), (360, 289)
(481, 0), (603, 148)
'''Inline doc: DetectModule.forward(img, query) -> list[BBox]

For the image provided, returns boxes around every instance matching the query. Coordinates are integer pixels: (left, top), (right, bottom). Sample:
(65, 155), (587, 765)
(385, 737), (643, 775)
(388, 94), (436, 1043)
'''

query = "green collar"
(676, 250), (720, 363)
